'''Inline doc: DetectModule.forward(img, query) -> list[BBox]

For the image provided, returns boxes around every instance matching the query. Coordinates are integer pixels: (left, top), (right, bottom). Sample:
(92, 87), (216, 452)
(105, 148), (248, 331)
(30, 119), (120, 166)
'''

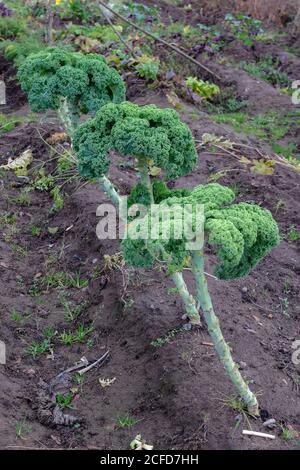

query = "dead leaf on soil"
(202, 133), (234, 150)
(166, 91), (183, 110)
(239, 155), (252, 165)
(130, 434), (153, 451)
(250, 159), (275, 176)
(99, 377), (116, 388)
(47, 132), (68, 144)
(147, 160), (162, 177)
(0, 149), (33, 176)
(286, 425), (299, 438)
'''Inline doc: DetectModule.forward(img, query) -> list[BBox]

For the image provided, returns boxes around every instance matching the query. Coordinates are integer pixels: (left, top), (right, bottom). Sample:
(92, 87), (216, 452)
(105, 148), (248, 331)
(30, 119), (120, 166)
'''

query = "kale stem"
(137, 158), (154, 205)
(99, 175), (120, 208)
(57, 98), (80, 138)
(191, 250), (259, 416)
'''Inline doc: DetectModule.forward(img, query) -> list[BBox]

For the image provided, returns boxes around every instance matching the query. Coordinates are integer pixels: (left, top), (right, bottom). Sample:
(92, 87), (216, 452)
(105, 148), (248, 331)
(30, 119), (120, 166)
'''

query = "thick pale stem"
(138, 158), (154, 205)
(191, 250), (259, 416)
(57, 98), (80, 137)
(46, 1), (54, 45)
(99, 175), (120, 208)
(171, 271), (201, 325)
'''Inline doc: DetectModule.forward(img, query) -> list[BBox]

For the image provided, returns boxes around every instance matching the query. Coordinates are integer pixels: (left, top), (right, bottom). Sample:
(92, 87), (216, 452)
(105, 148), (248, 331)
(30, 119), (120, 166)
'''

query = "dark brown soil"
(1, 4), (300, 451)
(0, 56), (26, 112)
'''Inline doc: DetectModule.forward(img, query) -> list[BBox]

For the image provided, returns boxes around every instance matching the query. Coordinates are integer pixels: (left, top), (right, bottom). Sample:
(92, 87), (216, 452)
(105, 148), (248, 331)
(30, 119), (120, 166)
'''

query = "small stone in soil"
(263, 418), (276, 429)
(183, 322), (192, 331)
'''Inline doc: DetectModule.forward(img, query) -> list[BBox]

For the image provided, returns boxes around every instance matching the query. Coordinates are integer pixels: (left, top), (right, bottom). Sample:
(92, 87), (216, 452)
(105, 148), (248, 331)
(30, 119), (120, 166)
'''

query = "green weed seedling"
(25, 339), (51, 359)
(15, 417), (30, 440)
(59, 323), (94, 345)
(116, 414), (142, 428)
(56, 392), (74, 410)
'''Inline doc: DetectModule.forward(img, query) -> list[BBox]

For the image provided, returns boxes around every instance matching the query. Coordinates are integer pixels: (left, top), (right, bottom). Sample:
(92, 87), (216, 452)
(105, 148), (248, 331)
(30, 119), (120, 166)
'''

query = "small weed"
(151, 328), (181, 347)
(280, 297), (290, 318)
(69, 271), (89, 289)
(280, 425), (294, 441)
(135, 55), (160, 81)
(59, 323), (94, 345)
(28, 279), (41, 297)
(219, 394), (254, 427)
(41, 270), (88, 290)
(225, 13), (264, 46)
(33, 170), (54, 191)
(224, 97), (247, 112)
(272, 142), (298, 160)
(15, 417), (30, 440)
(10, 308), (23, 324)
(25, 339), (50, 359)
(60, 297), (86, 323)
(50, 186), (64, 213)
(211, 111), (290, 143)
(287, 225), (300, 242)
(74, 372), (85, 391)
(57, 152), (75, 174)
(10, 243), (27, 256)
(43, 327), (56, 341)
(3, 223), (19, 243)
(14, 188), (31, 206)
(30, 225), (42, 237)
(56, 392), (74, 410)
(0, 212), (16, 227)
(42, 270), (71, 289)
(10, 308), (31, 324)
(116, 414), (141, 428)
(122, 295), (135, 313)
(274, 199), (286, 213)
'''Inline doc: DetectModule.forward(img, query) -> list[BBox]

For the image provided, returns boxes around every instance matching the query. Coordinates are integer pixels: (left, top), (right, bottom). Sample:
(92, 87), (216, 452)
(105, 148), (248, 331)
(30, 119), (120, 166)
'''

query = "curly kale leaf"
(127, 180), (191, 208)
(73, 102), (198, 179)
(17, 48), (125, 114)
(205, 203), (280, 279)
(122, 183), (279, 280)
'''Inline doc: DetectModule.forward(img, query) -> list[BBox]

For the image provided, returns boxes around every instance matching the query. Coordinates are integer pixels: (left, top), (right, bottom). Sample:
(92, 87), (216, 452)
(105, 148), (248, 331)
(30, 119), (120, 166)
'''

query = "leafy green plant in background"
(57, 0), (92, 23)
(225, 13), (264, 46)
(186, 77), (220, 99)
(135, 55), (160, 81)
(18, 47), (126, 135)
(211, 111), (291, 143)
(1, 32), (45, 66)
(0, 14), (27, 38)
(241, 57), (291, 88)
